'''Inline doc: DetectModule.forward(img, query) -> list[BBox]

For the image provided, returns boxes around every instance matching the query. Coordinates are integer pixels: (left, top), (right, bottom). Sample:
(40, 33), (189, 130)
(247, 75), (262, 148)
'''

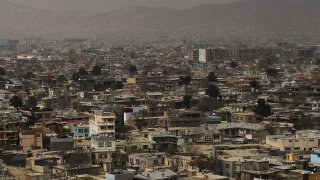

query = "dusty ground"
(7, 166), (27, 180)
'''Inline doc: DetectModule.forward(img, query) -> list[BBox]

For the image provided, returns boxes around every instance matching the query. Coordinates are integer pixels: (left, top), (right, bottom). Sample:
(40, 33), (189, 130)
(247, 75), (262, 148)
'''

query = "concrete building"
(20, 128), (43, 151)
(199, 49), (212, 62)
(89, 110), (116, 172)
(89, 110), (116, 151)
(106, 171), (135, 180)
(266, 130), (320, 151)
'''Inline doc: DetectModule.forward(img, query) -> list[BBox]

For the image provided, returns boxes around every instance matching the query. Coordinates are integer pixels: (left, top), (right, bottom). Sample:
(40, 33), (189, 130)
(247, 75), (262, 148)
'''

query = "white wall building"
(199, 49), (207, 62)
(89, 110), (116, 151)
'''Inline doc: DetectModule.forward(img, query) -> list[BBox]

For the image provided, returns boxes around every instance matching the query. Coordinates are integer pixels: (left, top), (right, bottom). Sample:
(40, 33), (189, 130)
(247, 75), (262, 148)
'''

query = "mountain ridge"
(0, 0), (319, 40)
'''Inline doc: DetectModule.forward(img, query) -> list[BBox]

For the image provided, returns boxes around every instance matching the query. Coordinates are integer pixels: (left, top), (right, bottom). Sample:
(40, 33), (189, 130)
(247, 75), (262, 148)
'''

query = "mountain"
(0, 0), (320, 40)
(7, 0), (244, 12)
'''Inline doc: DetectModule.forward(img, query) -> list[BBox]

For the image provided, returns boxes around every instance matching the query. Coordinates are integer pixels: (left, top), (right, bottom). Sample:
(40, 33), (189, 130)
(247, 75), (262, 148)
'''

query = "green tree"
(208, 71), (218, 83)
(182, 95), (192, 109)
(24, 72), (35, 79)
(266, 68), (278, 77)
(0, 67), (6, 75)
(10, 96), (23, 111)
(78, 67), (87, 76)
(198, 97), (224, 112)
(115, 81), (124, 89)
(128, 65), (138, 75)
(56, 95), (70, 110)
(57, 75), (67, 84)
(26, 115), (38, 126)
(295, 115), (312, 129)
(250, 80), (260, 90)
(71, 72), (80, 81)
(178, 75), (192, 91)
(26, 96), (37, 108)
(91, 65), (102, 76)
(206, 85), (220, 99)
(230, 61), (238, 68)
(254, 99), (272, 120)
(189, 152), (221, 173)
(157, 144), (178, 155)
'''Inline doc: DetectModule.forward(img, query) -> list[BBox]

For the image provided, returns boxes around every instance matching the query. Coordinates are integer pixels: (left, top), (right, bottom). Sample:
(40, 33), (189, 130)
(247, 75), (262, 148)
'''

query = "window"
(36, 133), (41, 137)
(285, 147), (291, 151)
(106, 142), (112, 147)
(78, 129), (83, 133)
(294, 147), (300, 150)
(154, 160), (158, 166)
(310, 139), (314, 142)
(98, 142), (104, 148)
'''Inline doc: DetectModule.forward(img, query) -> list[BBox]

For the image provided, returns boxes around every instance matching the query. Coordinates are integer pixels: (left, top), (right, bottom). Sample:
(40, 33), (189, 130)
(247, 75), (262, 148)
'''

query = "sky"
(7, 0), (244, 12)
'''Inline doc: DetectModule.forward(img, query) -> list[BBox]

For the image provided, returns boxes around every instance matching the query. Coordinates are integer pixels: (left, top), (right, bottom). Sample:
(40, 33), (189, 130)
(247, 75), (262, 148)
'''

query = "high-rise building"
(89, 110), (116, 151)
(199, 49), (212, 62)
(89, 110), (116, 172)
(187, 50), (199, 61)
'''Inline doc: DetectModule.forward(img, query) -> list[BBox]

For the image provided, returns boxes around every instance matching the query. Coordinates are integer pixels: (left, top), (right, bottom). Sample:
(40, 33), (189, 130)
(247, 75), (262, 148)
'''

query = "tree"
(128, 65), (138, 75)
(249, 80), (260, 90)
(115, 81), (124, 89)
(189, 152), (221, 173)
(230, 61), (238, 68)
(198, 97), (224, 112)
(178, 75), (192, 91)
(0, 67), (6, 75)
(78, 67), (87, 76)
(182, 95), (192, 109)
(157, 144), (178, 155)
(26, 114), (38, 126)
(71, 72), (80, 81)
(295, 115), (312, 129)
(24, 72), (35, 79)
(266, 68), (278, 77)
(207, 72), (218, 83)
(57, 75), (67, 84)
(206, 85), (220, 99)
(55, 95), (70, 110)
(254, 99), (272, 121)
(91, 65), (102, 76)
(26, 96), (37, 108)
(10, 96), (23, 111)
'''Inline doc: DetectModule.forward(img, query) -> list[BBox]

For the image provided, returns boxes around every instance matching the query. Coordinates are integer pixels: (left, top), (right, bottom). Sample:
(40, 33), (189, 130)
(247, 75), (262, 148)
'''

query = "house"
(134, 169), (178, 180)
(128, 153), (171, 172)
(26, 154), (63, 174)
(73, 124), (90, 138)
(266, 130), (320, 152)
(20, 128), (43, 151)
(53, 165), (101, 177)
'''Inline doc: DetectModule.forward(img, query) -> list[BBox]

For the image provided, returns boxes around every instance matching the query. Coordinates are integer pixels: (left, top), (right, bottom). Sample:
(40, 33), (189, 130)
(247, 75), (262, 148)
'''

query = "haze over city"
(7, 0), (244, 12)
(1, 0), (320, 180)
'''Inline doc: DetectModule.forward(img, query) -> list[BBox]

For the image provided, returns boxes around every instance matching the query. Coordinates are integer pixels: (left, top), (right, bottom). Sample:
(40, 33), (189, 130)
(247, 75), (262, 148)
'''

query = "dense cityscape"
(1, 0), (320, 180)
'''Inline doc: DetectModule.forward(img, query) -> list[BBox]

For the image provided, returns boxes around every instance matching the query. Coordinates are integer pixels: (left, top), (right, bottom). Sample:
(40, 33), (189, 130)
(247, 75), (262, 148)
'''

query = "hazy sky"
(7, 0), (243, 12)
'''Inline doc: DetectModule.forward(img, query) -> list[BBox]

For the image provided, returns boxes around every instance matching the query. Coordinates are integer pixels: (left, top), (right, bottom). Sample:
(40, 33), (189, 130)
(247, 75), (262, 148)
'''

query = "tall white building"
(89, 110), (116, 151)
(89, 110), (116, 172)
(198, 49), (212, 62)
